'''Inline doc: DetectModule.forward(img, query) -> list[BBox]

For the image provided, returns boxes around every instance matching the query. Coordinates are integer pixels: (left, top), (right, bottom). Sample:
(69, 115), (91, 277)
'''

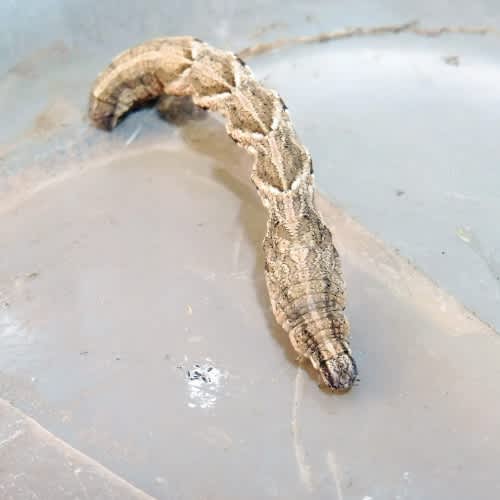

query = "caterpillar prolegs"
(89, 37), (357, 392)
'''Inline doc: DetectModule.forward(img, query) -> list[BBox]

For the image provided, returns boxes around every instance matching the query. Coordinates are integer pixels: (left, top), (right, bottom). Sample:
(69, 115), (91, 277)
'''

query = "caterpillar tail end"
(319, 350), (358, 393)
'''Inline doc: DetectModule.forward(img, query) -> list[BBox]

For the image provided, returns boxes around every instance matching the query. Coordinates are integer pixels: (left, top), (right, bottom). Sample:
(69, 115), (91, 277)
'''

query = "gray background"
(1, 1), (499, 499)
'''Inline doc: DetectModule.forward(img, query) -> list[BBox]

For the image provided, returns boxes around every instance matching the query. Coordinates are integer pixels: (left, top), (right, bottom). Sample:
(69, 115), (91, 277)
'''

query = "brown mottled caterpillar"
(88, 37), (357, 392)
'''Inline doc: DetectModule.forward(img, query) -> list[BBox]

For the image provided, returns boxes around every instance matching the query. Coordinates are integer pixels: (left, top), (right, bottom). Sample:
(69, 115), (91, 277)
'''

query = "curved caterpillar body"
(89, 37), (357, 392)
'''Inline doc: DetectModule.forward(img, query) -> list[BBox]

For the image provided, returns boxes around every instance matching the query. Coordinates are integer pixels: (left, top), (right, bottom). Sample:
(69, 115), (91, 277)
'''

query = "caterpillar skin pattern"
(88, 37), (357, 392)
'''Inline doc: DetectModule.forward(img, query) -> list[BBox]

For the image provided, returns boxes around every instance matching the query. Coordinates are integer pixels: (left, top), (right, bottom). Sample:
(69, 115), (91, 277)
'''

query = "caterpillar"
(88, 37), (357, 392)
